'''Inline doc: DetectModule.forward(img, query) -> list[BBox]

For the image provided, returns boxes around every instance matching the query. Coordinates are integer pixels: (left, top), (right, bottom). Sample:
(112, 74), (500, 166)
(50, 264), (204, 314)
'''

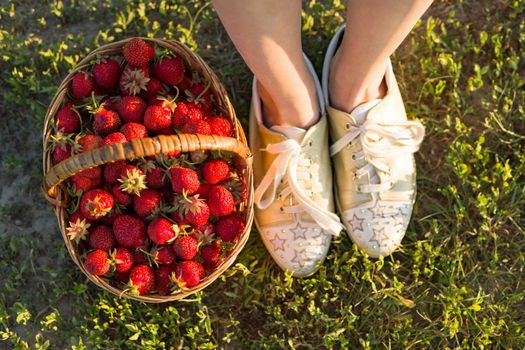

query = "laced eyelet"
(351, 154), (356, 160)
(345, 123), (350, 130)
(279, 207), (284, 212)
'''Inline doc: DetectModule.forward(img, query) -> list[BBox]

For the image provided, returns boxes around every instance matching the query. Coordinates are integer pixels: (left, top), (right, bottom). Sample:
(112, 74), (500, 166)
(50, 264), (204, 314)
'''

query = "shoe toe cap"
(260, 224), (332, 277)
(343, 202), (412, 258)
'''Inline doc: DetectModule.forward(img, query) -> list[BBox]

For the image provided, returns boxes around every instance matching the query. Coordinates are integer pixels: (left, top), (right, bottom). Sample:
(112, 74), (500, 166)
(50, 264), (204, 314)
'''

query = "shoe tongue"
(270, 125), (306, 143)
(350, 99), (382, 124)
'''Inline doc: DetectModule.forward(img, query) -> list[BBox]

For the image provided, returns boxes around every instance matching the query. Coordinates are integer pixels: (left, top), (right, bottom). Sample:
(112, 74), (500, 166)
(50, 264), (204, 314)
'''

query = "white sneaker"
(250, 55), (343, 277)
(322, 26), (425, 257)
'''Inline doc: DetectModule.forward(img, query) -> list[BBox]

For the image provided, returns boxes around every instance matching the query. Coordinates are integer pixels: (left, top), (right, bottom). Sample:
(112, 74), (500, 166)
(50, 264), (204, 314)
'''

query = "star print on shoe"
(344, 202), (413, 255)
(322, 25), (425, 258)
(250, 54), (343, 277)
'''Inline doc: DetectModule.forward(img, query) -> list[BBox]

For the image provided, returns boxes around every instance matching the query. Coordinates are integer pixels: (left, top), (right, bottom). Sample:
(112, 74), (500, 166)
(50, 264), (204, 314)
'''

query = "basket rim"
(42, 37), (254, 302)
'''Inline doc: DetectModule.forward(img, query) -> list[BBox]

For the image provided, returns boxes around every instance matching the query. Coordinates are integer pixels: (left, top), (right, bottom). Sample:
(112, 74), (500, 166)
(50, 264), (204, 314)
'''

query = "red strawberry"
(200, 241), (222, 270)
(113, 215), (147, 248)
(208, 116), (233, 137)
(188, 82), (210, 99)
(70, 167), (102, 193)
(93, 107), (122, 135)
(80, 189), (114, 220)
(118, 165), (147, 196)
(89, 225), (116, 250)
(188, 82), (212, 114)
(129, 264), (155, 295)
(70, 166), (101, 193)
(102, 96), (120, 110)
(169, 167), (200, 194)
(177, 75), (192, 92)
(78, 135), (103, 153)
(70, 174), (94, 193)
(143, 104), (172, 131)
(119, 66), (150, 95)
(185, 202), (210, 227)
(156, 265), (176, 295)
(120, 122), (148, 140)
(148, 95), (165, 106)
(172, 235), (198, 260)
(172, 101), (203, 129)
(66, 210), (92, 242)
(141, 78), (164, 100)
(111, 247), (134, 273)
(133, 189), (162, 219)
(104, 160), (126, 185)
(223, 178), (247, 205)
(166, 151), (181, 159)
(153, 56), (185, 85)
(102, 132), (127, 146)
(153, 245), (176, 265)
(123, 38), (154, 67)
(169, 208), (189, 225)
(173, 194), (210, 227)
(56, 103), (80, 133)
(116, 96), (147, 123)
(216, 213), (245, 242)
(146, 44), (155, 60)
(53, 143), (72, 164)
(145, 167), (165, 189)
(193, 223), (216, 249)
(84, 249), (110, 275)
(93, 58), (121, 90)
(112, 184), (132, 206)
(195, 222), (215, 242)
(69, 210), (90, 225)
(201, 160), (229, 184)
(71, 72), (94, 99)
(174, 260), (205, 287)
(182, 119), (211, 135)
(207, 185), (234, 217)
(147, 218), (176, 245)
(100, 208), (118, 226)
(78, 166), (102, 180)
(133, 249), (149, 265)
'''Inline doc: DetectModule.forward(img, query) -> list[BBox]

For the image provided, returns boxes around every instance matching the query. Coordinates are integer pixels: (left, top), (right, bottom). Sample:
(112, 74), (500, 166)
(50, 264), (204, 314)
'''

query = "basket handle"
(42, 134), (252, 201)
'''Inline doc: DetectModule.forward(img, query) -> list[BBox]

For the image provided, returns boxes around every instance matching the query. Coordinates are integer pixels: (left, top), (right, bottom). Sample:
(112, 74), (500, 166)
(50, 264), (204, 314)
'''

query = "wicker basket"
(42, 38), (254, 303)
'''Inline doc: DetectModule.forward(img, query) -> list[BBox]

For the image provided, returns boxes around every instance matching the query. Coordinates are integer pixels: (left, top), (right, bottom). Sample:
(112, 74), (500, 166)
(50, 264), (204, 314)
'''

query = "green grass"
(1, 0), (524, 348)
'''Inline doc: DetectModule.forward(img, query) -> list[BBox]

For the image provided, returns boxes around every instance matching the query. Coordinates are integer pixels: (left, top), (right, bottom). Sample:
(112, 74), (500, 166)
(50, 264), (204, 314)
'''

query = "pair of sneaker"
(250, 26), (426, 277)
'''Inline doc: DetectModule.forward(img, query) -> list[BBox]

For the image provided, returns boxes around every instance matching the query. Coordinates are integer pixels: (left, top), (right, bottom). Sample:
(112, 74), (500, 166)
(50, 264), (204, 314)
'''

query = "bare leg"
(329, 0), (433, 113)
(213, 0), (319, 129)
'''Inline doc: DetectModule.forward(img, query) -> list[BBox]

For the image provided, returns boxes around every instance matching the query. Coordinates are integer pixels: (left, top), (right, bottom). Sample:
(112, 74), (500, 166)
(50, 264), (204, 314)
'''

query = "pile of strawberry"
(49, 38), (247, 296)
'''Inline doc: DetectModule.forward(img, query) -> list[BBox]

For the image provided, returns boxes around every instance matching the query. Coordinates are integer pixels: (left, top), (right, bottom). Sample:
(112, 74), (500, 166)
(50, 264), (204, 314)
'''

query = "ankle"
(329, 50), (387, 113)
(257, 80), (320, 130)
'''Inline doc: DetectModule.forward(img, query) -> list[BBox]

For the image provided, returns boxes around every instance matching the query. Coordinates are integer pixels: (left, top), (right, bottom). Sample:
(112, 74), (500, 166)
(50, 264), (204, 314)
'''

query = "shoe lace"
(254, 139), (343, 236)
(330, 119), (425, 193)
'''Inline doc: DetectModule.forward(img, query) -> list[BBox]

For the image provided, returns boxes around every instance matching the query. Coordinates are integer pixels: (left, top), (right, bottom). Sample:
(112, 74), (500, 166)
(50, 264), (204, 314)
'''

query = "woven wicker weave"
(42, 38), (254, 303)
